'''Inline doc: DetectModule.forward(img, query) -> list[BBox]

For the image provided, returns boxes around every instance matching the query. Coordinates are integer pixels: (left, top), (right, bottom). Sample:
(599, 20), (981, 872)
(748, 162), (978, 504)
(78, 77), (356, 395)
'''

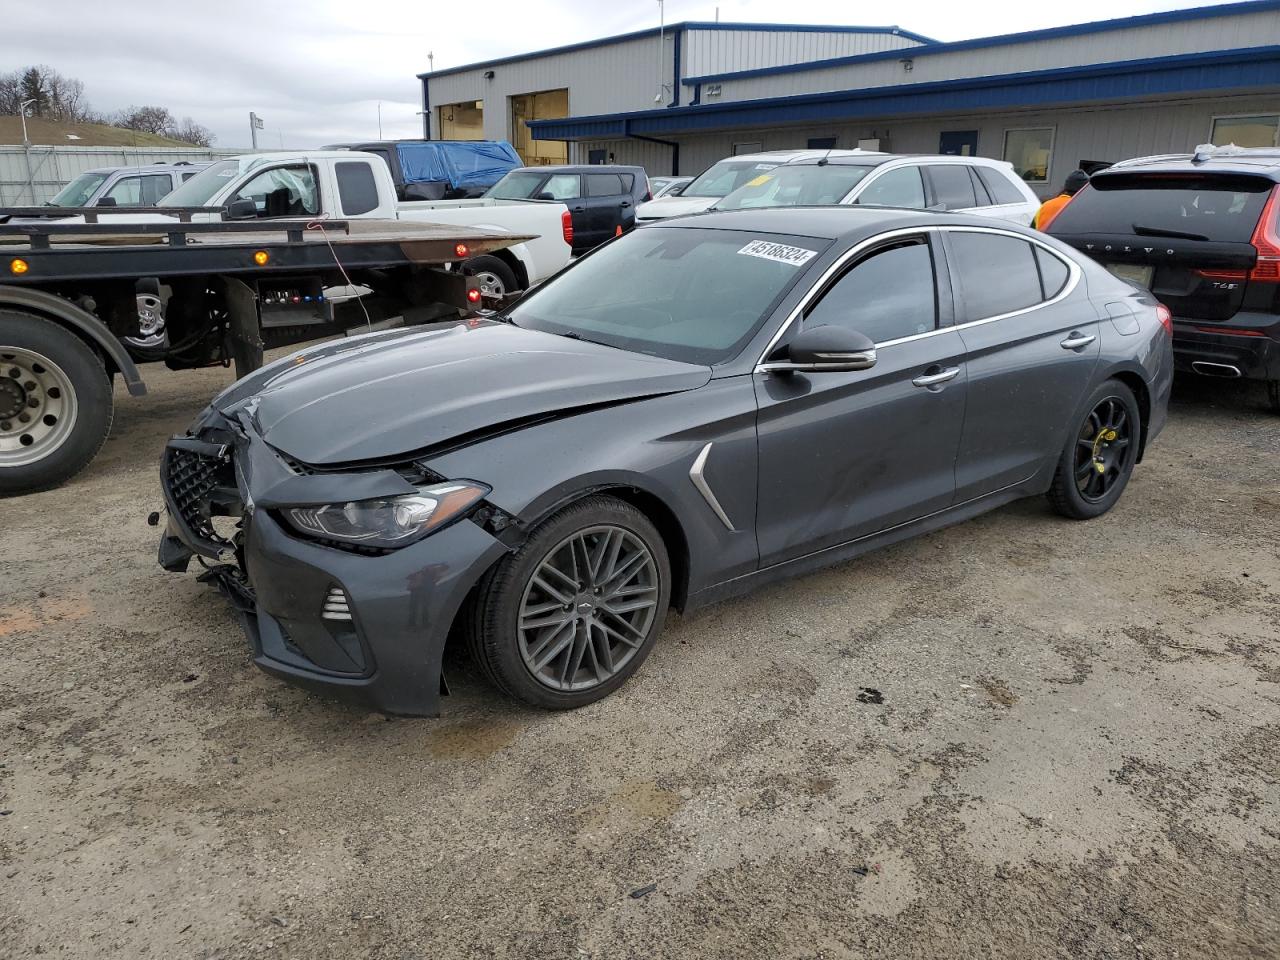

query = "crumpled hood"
(636, 195), (718, 220)
(213, 321), (711, 466)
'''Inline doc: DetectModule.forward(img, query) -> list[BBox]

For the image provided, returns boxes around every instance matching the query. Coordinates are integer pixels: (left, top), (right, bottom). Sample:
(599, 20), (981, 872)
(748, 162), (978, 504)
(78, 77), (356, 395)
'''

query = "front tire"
(0, 311), (113, 496)
(467, 495), (671, 709)
(1047, 379), (1141, 520)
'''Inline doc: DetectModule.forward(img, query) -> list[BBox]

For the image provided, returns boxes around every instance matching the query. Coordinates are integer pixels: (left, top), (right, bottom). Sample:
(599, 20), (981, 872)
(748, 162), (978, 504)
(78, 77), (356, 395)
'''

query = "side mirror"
(670, 182), (687, 196)
(226, 198), (258, 220)
(96, 196), (117, 207)
(781, 325), (877, 372)
(535, 191), (555, 201)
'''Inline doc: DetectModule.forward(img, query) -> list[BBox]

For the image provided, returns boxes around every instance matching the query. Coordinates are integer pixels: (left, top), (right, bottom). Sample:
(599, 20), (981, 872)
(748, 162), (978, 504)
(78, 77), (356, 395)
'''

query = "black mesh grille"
(164, 446), (234, 546)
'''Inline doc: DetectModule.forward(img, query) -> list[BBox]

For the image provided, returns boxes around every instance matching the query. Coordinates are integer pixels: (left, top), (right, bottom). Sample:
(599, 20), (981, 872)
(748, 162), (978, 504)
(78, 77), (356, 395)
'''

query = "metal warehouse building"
(419, 0), (1280, 197)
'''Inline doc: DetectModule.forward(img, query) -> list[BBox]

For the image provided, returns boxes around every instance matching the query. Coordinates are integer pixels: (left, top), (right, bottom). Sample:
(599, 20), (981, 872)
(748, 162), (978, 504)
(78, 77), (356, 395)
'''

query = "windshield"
(507, 226), (826, 365)
(715, 163), (875, 210)
(48, 172), (108, 207)
(682, 159), (786, 199)
(158, 158), (279, 207)
(486, 172), (551, 200)
(1049, 173), (1273, 242)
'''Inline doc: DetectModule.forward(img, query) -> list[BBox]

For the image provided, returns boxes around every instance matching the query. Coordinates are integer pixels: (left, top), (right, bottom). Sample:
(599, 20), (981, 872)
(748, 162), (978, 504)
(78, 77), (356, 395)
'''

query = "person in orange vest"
(1034, 169), (1090, 230)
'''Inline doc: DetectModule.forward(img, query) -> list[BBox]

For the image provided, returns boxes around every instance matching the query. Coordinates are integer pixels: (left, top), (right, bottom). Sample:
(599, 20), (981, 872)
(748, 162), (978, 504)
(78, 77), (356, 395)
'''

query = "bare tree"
(172, 117), (215, 147)
(116, 104), (175, 136)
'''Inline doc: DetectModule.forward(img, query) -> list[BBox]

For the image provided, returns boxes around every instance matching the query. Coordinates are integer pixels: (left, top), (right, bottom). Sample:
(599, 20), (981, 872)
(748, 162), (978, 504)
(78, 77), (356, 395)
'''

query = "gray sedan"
(158, 208), (1173, 715)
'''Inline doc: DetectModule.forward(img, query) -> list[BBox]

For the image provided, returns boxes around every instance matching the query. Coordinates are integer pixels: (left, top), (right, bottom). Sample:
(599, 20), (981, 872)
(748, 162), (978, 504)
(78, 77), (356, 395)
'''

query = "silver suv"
(46, 162), (212, 208)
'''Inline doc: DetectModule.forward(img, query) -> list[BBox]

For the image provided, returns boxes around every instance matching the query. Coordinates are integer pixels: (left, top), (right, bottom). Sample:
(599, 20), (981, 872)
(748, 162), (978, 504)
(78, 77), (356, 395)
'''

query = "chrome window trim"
(753, 224), (1082, 371)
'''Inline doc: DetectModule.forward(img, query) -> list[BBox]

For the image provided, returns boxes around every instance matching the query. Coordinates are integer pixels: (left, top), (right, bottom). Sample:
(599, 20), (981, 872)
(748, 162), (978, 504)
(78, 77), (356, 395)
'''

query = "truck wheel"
(0, 310), (114, 496)
(462, 256), (518, 298)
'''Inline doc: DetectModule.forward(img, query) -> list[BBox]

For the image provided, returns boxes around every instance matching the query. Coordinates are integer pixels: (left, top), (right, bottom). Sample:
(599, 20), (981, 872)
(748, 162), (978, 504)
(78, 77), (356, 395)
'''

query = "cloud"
(2, 0), (1232, 148)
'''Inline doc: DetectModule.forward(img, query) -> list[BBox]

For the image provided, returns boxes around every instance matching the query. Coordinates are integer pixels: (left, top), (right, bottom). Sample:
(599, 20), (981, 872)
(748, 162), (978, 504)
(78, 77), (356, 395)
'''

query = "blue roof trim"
(683, 0), (1280, 85)
(416, 21), (933, 79)
(527, 45), (1280, 141)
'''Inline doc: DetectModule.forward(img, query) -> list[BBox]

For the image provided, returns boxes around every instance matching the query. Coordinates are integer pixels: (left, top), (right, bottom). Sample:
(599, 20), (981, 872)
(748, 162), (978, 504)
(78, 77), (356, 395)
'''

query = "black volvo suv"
(1047, 145), (1280, 411)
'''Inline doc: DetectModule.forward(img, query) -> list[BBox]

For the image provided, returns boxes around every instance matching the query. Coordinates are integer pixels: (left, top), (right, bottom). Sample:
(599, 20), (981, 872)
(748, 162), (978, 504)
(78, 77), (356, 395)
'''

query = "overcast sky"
(5, 0), (1236, 149)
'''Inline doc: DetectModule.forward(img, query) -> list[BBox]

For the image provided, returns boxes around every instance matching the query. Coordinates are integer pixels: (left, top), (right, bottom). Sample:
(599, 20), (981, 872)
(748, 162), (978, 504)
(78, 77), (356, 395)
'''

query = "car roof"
(1105, 145), (1280, 181)
(718, 149), (885, 164)
(507, 165), (646, 175)
(83, 162), (210, 175)
(652, 205), (1026, 241)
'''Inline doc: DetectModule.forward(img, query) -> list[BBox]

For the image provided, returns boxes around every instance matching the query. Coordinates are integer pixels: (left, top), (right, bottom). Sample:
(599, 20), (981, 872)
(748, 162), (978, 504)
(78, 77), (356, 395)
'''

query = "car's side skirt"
(684, 474), (1044, 614)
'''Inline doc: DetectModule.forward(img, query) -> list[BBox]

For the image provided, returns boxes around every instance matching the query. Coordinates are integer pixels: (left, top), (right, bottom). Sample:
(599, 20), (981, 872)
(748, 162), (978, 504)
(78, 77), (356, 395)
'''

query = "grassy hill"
(0, 115), (198, 148)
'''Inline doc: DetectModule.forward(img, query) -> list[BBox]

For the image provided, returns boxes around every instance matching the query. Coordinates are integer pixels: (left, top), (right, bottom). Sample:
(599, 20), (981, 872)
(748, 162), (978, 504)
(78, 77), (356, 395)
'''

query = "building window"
(1211, 115), (1280, 148)
(732, 141), (763, 155)
(1003, 128), (1054, 184)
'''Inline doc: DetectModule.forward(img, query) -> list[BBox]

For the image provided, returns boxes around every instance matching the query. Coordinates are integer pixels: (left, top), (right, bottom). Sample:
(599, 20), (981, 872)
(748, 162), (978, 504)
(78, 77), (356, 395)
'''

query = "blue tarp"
(396, 141), (521, 189)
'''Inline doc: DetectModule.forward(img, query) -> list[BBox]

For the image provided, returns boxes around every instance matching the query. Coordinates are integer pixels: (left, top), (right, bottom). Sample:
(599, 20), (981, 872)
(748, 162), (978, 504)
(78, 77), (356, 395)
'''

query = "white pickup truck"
(139, 151), (573, 296)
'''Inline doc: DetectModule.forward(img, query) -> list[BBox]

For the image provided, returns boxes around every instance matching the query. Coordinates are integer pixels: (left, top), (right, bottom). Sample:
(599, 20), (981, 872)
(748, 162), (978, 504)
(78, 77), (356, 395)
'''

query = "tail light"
(1248, 187), (1280, 283)
(561, 209), (573, 247)
(1155, 303), (1173, 335)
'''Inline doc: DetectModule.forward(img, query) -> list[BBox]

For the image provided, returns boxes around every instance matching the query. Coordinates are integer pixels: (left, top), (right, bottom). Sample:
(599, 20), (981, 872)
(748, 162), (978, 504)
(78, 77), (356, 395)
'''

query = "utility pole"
(249, 111), (264, 149)
(377, 101), (383, 139)
(656, 1), (665, 105)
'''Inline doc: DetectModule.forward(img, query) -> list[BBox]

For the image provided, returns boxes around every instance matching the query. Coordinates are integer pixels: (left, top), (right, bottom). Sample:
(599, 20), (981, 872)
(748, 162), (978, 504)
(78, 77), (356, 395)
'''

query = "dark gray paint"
(159, 208), (1173, 715)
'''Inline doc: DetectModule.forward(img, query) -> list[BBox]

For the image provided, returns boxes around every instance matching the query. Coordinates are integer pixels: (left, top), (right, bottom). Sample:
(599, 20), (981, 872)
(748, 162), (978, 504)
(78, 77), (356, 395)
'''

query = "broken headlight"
(283, 481), (490, 549)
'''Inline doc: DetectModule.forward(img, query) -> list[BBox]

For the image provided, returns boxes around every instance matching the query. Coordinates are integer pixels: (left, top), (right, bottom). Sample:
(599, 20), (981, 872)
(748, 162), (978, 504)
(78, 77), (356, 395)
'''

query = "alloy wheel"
(1073, 396), (1134, 503)
(517, 524), (660, 692)
(0, 346), (79, 467)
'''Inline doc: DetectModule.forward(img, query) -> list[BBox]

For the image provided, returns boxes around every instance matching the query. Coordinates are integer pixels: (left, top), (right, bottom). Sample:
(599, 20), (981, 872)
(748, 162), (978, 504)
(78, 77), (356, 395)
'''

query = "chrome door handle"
(1061, 332), (1097, 350)
(912, 366), (961, 388)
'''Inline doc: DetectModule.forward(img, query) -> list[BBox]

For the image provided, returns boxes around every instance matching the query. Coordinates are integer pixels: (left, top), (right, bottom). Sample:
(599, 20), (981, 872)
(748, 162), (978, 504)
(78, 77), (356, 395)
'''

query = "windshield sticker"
(745, 174), (773, 187)
(753, 164), (778, 171)
(738, 240), (817, 266)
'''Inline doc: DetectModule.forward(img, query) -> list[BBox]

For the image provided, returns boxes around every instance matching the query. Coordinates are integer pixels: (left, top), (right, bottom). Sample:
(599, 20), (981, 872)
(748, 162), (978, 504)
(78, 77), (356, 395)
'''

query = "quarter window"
(1034, 247), (1071, 299)
(804, 240), (937, 343)
(1003, 128), (1054, 183)
(928, 165), (978, 210)
(948, 232), (1043, 320)
(976, 166), (1027, 205)
(855, 166), (925, 209)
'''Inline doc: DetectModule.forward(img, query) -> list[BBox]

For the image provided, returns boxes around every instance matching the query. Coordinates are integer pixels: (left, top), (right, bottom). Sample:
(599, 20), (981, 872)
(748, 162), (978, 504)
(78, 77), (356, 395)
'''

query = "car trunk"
(1048, 172), (1277, 323)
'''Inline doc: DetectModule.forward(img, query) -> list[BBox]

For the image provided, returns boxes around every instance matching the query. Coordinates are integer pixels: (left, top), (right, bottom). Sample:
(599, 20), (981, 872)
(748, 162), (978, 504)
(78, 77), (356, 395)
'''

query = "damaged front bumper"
(157, 410), (510, 716)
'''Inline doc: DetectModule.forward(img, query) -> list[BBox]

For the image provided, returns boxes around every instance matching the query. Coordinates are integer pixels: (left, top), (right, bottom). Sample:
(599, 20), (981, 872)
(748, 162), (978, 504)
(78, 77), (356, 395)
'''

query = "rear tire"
(0, 311), (113, 497)
(462, 255), (519, 299)
(1047, 379), (1141, 520)
(467, 495), (671, 709)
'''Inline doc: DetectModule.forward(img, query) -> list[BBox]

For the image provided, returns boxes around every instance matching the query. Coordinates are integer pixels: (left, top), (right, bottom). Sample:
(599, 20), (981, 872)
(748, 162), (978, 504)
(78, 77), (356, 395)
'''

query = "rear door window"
(586, 173), (625, 197)
(976, 166), (1027, 205)
(1048, 173), (1272, 241)
(947, 231), (1044, 320)
(928, 165), (978, 210)
(336, 160), (380, 215)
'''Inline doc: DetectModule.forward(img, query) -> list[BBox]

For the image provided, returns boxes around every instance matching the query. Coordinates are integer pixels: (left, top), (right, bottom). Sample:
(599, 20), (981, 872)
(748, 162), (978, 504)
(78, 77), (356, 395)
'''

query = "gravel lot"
(1, 360), (1278, 960)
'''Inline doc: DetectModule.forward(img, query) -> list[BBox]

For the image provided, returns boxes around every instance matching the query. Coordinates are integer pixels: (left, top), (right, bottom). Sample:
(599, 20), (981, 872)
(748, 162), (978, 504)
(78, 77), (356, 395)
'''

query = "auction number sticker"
(738, 239), (817, 266)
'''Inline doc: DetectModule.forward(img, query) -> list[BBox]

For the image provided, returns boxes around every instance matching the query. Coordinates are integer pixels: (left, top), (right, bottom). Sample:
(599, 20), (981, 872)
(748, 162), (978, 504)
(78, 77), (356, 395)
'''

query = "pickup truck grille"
(163, 444), (236, 549)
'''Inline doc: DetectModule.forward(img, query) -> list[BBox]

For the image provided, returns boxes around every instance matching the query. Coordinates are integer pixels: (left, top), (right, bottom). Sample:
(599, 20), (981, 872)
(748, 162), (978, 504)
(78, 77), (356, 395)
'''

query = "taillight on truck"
(561, 210), (574, 248)
(1248, 187), (1280, 283)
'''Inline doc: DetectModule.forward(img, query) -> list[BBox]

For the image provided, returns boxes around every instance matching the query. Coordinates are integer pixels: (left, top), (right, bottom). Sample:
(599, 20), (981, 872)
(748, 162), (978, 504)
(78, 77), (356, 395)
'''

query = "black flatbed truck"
(0, 209), (531, 495)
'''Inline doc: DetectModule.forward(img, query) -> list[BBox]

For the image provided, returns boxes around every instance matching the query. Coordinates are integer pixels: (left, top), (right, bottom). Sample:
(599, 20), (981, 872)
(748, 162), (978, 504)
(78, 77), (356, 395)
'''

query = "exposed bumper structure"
(157, 419), (509, 716)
